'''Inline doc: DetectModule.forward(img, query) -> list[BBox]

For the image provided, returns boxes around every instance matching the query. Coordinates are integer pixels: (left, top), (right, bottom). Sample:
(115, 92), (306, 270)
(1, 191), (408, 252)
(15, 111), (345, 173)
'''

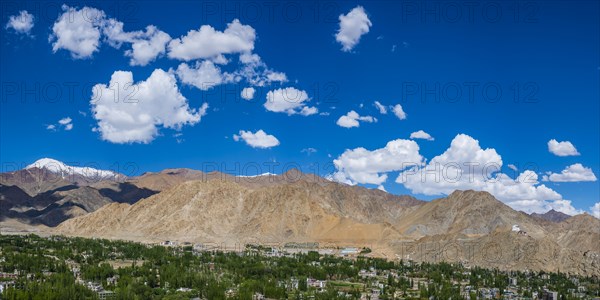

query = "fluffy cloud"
(392, 104), (407, 120)
(394, 134), (580, 214)
(50, 5), (170, 64)
(241, 87), (255, 100)
(50, 5), (105, 59)
(168, 19), (255, 61)
(336, 111), (376, 128)
(373, 101), (387, 114)
(591, 202), (600, 219)
(335, 6), (372, 52)
(264, 88), (317, 115)
(48, 5), (286, 88)
(176, 61), (226, 90)
(232, 53), (287, 87)
(5, 10), (34, 35)
(103, 19), (171, 66)
(332, 139), (424, 185)
(410, 130), (434, 141)
(548, 139), (580, 156)
(90, 69), (206, 144)
(543, 163), (597, 182)
(233, 130), (280, 149)
(398, 134), (503, 195)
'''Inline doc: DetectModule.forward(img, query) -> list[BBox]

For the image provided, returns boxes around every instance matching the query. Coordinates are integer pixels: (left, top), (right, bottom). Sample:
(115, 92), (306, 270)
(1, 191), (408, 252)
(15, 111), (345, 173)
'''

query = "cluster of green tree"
(0, 234), (598, 300)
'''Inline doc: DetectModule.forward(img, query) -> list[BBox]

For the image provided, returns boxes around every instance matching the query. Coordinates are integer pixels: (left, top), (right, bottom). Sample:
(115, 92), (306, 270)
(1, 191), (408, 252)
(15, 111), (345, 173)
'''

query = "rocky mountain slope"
(0, 159), (153, 226)
(57, 175), (422, 243)
(530, 209), (571, 223)
(56, 177), (600, 276)
(2, 159), (598, 275)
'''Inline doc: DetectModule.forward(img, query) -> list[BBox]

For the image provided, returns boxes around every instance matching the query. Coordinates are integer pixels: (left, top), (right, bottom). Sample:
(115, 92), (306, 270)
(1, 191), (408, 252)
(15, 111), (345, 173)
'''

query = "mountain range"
(1, 159), (598, 276)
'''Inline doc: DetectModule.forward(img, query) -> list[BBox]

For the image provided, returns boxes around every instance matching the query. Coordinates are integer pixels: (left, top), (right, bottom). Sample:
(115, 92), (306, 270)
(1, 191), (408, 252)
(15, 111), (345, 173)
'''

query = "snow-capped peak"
(236, 172), (277, 178)
(26, 158), (125, 180)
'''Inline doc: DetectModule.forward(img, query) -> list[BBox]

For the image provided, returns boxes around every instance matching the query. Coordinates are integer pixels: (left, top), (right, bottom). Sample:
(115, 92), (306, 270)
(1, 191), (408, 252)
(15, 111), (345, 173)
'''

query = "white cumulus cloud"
(543, 163), (597, 182)
(50, 5), (105, 59)
(58, 117), (72, 125)
(50, 5), (171, 64)
(335, 6), (372, 52)
(548, 139), (580, 156)
(336, 110), (376, 128)
(6, 10), (34, 35)
(103, 19), (171, 66)
(90, 69), (206, 144)
(392, 104), (407, 120)
(332, 139), (424, 186)
(232, 53), (288, 87)
(168, 19), (255, 61)
(373, 101), (387, 114)
(233, 129), (280, 149)
(264, 87), (317, 116)
(395, 134), (580, 215)
(410, 130), (434, 141)
(176, 60), (226, 90)
(241, 87), (255, 100)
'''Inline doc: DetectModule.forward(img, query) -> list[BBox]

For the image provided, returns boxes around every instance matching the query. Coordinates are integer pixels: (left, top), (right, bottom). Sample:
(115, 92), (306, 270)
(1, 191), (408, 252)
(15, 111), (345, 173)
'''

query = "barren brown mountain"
(56, 174), (600, 276)
(2, 162), (598, 275)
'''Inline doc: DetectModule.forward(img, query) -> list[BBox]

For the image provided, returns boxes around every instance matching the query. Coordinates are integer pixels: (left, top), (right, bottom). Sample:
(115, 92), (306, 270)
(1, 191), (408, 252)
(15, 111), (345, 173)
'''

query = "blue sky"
(1, 1), (598, 216)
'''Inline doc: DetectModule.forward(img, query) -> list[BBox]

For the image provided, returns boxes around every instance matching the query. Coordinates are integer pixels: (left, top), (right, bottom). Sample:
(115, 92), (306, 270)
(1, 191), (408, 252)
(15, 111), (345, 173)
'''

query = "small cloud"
(548, 139), (580, 156)
(241, 87), (255, 100)
(335, 6), (372, 52)
(409, 130), (434, 141)
(507, 164), (518, 172)
(173, 133), (184, 143)
(543, 163), (597, 182)
(46, 117), (73, 131)
(264, 87), (317, 116)
(300, 106), (318, 116)
(336, 110), (376, 128)
(301, 148), (317, 155)
(233, 129), (280, 149)
(391, 45), (396, 52)
(373, 101), (387, 114)
(6, 10), (34, 36)
(58, 117), (72, 125)
(391, 104), (407, 120)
